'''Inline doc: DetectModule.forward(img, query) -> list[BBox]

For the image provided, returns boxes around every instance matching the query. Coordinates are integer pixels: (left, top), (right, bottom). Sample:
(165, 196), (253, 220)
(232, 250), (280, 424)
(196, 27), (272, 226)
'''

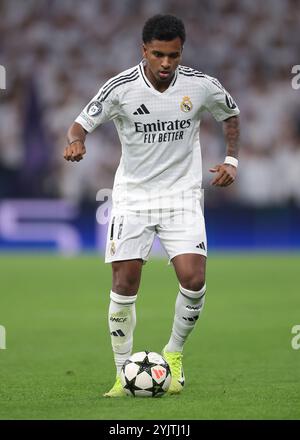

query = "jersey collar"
(139, 60), (178, 93)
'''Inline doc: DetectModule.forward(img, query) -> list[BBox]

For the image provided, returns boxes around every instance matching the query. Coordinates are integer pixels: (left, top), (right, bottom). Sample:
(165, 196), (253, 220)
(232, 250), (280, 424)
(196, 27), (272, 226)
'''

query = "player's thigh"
(171, 253), (206, 291)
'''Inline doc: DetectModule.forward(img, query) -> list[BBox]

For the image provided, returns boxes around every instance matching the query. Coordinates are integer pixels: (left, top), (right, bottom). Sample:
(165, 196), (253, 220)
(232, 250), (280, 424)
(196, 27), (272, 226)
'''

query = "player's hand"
(63, 141), (86, 162)
(209, 163), (237, 187)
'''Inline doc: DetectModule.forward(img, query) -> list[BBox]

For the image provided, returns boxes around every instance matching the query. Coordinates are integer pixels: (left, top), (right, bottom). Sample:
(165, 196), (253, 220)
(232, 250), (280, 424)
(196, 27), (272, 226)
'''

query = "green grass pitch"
(0, 253), (300, 420)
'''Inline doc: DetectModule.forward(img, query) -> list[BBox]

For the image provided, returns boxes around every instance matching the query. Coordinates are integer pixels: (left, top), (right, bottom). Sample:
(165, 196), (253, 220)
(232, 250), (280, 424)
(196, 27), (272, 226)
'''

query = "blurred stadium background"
(0, 0), (300, 253)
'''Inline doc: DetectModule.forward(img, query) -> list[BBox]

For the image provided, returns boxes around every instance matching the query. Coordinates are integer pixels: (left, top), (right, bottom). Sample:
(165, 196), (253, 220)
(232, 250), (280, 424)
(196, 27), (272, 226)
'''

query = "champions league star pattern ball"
(120, 351), (172, 397)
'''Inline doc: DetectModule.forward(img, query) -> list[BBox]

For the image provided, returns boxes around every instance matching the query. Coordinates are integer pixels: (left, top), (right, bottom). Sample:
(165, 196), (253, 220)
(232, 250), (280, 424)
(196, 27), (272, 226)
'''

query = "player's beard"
(151, 66), (176, 84)
(144, 60), (176, 88)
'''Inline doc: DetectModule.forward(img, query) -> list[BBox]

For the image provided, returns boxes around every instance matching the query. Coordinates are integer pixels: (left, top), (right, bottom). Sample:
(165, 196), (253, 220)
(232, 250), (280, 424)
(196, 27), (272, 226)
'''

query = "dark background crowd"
(0, 0), (299, 207)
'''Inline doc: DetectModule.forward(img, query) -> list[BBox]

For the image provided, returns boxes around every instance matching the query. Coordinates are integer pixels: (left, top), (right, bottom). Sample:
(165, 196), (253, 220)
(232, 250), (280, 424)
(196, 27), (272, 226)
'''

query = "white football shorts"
(105, 202), (207, 264)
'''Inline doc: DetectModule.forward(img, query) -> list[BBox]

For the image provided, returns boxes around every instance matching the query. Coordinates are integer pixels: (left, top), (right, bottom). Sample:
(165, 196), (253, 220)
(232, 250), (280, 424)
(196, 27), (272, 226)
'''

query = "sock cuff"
(110, 290), (137, 305)
(179, 283), (206, 300)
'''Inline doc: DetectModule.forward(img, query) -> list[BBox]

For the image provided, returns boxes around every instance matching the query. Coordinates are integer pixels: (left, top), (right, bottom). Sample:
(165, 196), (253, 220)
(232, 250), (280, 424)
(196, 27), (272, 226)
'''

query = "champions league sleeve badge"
(87, 100), (103, 117)
(180, 96), (193, 112)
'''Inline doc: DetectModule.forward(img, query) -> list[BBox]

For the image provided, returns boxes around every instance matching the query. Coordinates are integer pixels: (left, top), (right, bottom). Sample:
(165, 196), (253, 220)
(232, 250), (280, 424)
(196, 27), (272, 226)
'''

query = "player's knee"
(113, 279), (139, 295)
(112, 272), (140, 295)
(112, 261), (142, 295)
(180, 274), (206, 292)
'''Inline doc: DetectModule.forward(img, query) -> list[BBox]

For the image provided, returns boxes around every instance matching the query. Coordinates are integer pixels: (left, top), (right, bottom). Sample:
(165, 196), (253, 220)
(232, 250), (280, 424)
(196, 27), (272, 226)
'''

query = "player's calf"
(112, 260), (143, 295)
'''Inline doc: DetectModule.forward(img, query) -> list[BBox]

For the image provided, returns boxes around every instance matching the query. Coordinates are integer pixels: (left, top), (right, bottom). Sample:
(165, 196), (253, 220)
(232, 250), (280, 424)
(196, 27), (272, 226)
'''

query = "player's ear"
(142, 44), (147, 59)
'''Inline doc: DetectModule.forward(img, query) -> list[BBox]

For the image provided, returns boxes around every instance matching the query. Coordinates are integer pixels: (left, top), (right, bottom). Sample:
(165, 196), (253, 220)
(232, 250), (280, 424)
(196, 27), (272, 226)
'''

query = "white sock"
(108, 290), (137, 375)
(165, 284), (206, 353)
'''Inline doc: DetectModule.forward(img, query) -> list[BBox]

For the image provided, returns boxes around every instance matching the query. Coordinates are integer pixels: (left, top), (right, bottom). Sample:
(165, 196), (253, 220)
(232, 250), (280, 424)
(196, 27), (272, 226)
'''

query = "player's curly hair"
(142, 14), (186, 45)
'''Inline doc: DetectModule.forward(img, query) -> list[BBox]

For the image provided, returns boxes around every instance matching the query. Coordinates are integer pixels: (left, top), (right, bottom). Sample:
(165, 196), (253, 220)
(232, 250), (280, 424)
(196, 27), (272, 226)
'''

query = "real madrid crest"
(110, 241), (116, 256)
(180, 96), (193, 112)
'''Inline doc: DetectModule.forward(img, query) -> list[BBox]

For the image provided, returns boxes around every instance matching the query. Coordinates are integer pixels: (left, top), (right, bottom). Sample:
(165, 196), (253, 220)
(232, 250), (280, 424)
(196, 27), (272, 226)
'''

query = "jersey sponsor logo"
(134, 118), (191, 144)
(134, 119), (191, 133)
(133, 104), (150, 115)
(180, 96), (193, 112)
(87, 100), (103, 116)
(196, 241), (206, 250)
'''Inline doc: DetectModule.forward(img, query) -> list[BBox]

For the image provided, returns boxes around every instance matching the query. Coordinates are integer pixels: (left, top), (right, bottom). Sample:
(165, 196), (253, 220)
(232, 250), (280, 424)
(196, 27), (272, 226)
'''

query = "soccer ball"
(120, 351), (171, 397)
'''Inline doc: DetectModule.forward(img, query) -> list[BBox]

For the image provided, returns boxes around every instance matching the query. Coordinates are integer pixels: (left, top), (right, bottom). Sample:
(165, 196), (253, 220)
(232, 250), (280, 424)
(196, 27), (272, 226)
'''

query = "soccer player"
(64, 14), (240, 397)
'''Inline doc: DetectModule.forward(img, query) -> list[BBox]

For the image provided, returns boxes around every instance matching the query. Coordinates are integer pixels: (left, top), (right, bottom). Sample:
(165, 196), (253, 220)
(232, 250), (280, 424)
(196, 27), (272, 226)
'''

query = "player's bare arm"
(210, 115), (240, 187)
(64, 122), (87, 162)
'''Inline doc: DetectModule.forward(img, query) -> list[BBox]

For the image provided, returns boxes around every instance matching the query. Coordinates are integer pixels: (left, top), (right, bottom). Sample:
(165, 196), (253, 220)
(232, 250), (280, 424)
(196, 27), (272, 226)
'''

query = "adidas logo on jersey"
(196, 242), (206, 250)
(133, 104), (150, 115)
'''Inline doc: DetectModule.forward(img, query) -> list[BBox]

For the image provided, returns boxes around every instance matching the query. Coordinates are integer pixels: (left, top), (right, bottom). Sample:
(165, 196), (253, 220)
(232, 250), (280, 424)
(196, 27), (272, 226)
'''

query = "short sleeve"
(75, 86), (120, 133)
(203, 75), (240, 121)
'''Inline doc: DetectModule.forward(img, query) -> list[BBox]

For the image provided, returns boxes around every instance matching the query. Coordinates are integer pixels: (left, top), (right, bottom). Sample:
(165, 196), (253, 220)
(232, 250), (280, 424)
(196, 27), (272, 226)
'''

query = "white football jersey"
(75, 61), (240, 210)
